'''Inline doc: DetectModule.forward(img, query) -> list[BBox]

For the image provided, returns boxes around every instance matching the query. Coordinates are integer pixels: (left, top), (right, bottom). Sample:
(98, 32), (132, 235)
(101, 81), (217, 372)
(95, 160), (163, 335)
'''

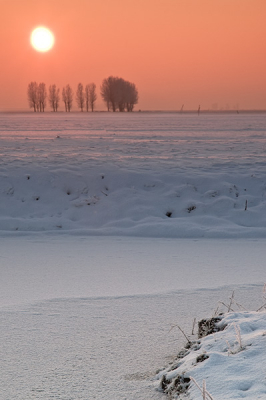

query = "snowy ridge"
(157, 311), (266, 399)
(2, 166), (266, 237)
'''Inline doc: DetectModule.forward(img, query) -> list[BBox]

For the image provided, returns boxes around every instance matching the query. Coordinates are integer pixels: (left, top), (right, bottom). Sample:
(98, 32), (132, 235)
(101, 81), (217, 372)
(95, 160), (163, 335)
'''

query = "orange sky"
(1, 0), (266, 111)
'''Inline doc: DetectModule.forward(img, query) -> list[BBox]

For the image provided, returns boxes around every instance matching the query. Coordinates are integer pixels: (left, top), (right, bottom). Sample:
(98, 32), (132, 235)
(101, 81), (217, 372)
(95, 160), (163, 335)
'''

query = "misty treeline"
(27, 77), (138, 112)
(27, 82), (97, 112)
(100, 77), (138, 112)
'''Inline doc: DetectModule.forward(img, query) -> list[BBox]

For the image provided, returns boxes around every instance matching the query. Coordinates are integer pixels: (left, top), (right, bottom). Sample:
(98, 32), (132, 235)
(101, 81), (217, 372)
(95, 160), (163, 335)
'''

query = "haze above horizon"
(1, 0), (266, 112)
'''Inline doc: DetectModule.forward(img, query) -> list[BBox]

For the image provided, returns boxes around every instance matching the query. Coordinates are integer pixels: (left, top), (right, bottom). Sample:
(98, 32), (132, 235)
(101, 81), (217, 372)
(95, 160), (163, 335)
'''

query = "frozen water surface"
(0, 284), (264, 400)
(0, 113), (266, 399)
(0, 236), (265, 307)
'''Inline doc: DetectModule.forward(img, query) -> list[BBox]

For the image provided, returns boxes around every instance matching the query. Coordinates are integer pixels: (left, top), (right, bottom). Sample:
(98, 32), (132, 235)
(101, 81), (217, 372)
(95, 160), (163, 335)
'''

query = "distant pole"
(180, 104), (184, 113)
(198, 105), (200, 115)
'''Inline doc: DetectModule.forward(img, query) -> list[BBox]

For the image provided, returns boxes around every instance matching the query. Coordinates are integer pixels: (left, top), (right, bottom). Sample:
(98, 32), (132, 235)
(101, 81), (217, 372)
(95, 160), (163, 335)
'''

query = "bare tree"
(27, 82), (39, 112)
(66, 85), (73, 112)
(38, 83), (47, 112)
(76, 83), (85, 112)
(85, 85), (90, 112)
(62, 87), (67, 112)
(27, 82), (48, 112)
(62, 84), (73, 112)
(85, 83), (97, 112)
(125, 82), (138, 112)
(100, 78), (111, 111)
(48, 84), (60, 112)
(100, 76), (138, 112)
(101, 76), (118, 111)
(117, 78), (127, 112)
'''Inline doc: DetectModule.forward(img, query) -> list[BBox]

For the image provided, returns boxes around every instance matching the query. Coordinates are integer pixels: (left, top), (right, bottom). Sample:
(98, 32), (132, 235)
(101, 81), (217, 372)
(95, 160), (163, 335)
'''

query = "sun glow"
(30, 27), (54, 52)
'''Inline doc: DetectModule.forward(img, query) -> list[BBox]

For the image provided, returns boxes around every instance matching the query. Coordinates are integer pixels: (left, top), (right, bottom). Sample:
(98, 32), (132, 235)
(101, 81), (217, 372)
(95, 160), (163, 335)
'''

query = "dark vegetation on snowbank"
(159, 315), (226, 397)
(157, 289), (266, 399)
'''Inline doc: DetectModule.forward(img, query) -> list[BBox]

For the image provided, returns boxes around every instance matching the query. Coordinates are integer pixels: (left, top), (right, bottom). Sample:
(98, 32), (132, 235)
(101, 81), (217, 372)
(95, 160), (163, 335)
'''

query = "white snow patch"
(157, 311), (266, 399)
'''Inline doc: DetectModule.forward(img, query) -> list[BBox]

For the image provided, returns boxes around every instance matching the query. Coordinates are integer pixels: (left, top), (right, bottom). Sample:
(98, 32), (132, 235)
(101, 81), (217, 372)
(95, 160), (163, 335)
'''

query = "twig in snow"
(226, 339), (232, 356)
(190, 377), (215, 400)
(226, 324), (244, 355)
(218, 291), (236, 312)
(202, 379), (207, 400)
(235, 302), (247, 311)
(169, 324), (191, 344)
(256, 284), (266, 311)
(192, 318), (197, 335)
(234, 323), (243, 350)
(228, 291), (235, 312)
(263, 283), (266, 300)
(256, 302), (266, 312)
(212, 305), (220, 317)
(218, 301), (235, 312)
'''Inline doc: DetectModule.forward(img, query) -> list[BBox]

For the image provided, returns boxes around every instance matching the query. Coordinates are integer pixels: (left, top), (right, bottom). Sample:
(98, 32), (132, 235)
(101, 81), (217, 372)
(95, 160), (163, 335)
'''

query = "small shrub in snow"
(6, 187), (14, 196)
(196, 353), (209, 363)
(160, 374), (190, 397)
(198, 316), (224, 338)
(158, 289), (266, 399)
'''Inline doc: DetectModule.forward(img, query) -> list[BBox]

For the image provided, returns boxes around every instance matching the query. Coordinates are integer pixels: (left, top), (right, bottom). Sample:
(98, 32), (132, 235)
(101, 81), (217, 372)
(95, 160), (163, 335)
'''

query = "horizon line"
(1, 109), (266, 114)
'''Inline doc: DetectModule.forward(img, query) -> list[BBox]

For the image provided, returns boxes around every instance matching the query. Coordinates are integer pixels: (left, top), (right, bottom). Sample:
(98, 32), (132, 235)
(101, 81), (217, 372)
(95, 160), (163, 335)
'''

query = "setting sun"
(30, 27), (54, 52)
(1, 0), (266, 111)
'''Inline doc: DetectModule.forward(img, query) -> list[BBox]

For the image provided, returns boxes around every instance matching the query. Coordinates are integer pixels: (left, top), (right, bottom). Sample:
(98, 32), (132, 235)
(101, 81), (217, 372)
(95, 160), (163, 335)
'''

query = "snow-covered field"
(1, 112), (266, 237)
(0, 112), (266, 399)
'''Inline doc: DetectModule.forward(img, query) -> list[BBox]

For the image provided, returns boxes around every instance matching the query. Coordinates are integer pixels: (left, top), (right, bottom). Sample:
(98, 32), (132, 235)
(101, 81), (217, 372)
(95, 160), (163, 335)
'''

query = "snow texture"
(157, 310), (266, 399)
(1, 112), (266, 237)
(1, 112), (266, 399)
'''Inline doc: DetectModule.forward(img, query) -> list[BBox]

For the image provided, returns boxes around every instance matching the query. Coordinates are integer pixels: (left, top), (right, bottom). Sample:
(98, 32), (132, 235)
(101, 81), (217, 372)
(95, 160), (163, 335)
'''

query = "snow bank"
(1, 112), (266, 238)
(157, 311), (266, 399)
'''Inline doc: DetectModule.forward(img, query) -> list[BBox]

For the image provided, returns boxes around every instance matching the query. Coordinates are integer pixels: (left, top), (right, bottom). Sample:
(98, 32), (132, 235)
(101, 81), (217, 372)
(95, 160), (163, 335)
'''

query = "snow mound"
(2, 166), (266, 237)
(157, 311), (266, 399)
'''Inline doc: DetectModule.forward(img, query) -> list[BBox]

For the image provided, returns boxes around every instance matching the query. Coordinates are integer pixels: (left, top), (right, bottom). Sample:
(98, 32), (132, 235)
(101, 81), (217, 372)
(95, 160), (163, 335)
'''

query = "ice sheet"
(0, 236), (265, 307)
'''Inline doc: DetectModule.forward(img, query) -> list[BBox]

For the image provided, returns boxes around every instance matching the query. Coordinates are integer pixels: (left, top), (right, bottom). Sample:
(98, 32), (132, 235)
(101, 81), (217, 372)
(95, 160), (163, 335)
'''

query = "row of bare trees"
(27, 82), (97, 112)
(27, 82), (48, 112)
(75, 83), (97, 112)
(27, 77), (138, 112)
